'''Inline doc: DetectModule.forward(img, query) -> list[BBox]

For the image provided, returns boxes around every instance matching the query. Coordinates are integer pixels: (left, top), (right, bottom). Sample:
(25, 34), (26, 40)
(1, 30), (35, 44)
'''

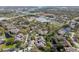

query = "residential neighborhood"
(0, 6), (79, 52)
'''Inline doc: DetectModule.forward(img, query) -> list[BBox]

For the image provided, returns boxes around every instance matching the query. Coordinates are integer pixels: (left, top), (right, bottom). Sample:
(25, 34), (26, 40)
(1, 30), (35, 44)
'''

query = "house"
(69, 20), (77, 29)
(0, 39), (4, 44)
(58, 27), (71, 35)
(8, 27), (20, 34)
(38, 29), (48, 35)
(6, 24), (20, 34)
(60, 15), (69, 21)
(58, 28), (66, 35)
(15, 33), (24, 41)
(35, 36), (46, 47)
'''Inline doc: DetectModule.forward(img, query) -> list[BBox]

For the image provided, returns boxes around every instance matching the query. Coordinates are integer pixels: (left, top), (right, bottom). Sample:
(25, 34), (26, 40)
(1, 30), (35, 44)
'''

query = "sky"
(0, 0), (79, 6)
